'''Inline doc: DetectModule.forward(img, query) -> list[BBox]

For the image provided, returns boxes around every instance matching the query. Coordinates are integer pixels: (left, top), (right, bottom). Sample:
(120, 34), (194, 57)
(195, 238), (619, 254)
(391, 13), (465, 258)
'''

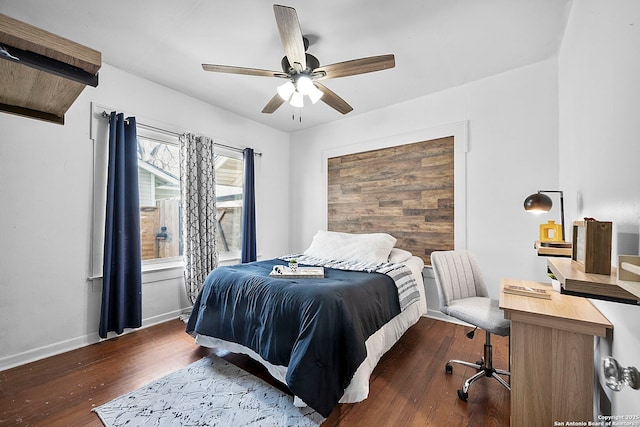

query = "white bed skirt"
(194, 256), (427, 405)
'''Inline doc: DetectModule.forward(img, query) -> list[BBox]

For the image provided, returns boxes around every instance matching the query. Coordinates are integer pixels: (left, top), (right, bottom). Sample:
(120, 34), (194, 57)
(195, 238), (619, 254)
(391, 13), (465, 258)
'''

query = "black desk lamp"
(523, 190), (566, 242)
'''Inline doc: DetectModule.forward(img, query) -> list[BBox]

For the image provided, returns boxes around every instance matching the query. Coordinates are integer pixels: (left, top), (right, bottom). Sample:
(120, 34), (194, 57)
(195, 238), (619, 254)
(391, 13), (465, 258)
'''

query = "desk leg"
(552, 328), (594, 420)
(511, 321), (552, 426)
(511, 321), (595, 426)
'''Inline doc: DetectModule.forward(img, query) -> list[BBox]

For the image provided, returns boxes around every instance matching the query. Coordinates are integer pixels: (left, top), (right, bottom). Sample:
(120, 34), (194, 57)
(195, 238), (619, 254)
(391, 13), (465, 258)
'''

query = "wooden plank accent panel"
(328, 136), (454, 265)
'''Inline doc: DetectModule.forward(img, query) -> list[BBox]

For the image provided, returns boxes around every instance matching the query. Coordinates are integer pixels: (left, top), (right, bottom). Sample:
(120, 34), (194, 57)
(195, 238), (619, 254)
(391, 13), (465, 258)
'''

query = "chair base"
(445, 331), (510, 401)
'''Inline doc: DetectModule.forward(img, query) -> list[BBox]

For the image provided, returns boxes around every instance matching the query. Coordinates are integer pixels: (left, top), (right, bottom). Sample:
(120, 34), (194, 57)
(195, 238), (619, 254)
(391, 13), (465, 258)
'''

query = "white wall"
(4, 2), (638, 416)
(0, 63), (290, 370)
(290, 58), (560, 300)
(559, 0), (640, 416)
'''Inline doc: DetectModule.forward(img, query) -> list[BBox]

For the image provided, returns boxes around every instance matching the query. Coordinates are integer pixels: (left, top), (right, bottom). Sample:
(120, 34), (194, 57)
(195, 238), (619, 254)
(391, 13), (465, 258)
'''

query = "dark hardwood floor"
(0, 317), (510, 426)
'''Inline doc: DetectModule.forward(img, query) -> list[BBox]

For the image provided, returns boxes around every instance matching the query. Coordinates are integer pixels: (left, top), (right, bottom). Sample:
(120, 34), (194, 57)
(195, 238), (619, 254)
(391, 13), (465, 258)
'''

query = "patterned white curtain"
(179, 132), (218, 304)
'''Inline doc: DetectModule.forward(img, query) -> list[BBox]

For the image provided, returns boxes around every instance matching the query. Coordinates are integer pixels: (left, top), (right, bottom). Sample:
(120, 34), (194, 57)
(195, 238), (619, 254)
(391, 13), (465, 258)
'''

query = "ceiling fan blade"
(202, 64), (287, 78)
(273, 5), (306, 71)
(314, 83), (353, 115)
(314, 54), (395, 80)
(262, 93), (286, 114)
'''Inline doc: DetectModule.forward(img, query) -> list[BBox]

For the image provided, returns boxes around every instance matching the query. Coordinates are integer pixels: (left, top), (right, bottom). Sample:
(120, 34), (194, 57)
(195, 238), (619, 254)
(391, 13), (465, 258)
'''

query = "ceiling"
(0, 0), (572, 132)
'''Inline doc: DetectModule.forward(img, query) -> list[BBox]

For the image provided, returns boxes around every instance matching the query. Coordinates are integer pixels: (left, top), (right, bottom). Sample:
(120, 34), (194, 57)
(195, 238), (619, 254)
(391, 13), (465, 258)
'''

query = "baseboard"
(0, 307), (191, 372)
(3, 308), (465, 372)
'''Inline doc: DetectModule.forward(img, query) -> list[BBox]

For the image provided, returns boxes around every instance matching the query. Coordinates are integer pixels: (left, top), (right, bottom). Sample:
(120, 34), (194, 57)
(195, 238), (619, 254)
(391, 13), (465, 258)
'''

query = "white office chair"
(431, 250), (511, 401)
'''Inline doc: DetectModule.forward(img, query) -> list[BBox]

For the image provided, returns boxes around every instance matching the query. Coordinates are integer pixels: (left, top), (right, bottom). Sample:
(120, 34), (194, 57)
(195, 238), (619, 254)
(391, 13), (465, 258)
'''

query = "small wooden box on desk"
(572, 220), (612, 274)
(500, 279), (612, 427)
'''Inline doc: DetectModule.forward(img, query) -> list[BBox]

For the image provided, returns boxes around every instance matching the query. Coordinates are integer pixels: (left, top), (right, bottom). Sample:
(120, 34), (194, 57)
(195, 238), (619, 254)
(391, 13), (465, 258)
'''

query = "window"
(211, 155), (244, 255)
(136, 129), (245, 265)
(89, 105), (247, 281)
(137, 134), (181, 262)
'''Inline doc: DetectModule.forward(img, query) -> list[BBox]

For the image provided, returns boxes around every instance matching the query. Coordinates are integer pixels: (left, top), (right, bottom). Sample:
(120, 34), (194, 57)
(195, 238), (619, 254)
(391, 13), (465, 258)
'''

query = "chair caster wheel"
(457, 389), (468, 401)
(445, 364), (453, 374)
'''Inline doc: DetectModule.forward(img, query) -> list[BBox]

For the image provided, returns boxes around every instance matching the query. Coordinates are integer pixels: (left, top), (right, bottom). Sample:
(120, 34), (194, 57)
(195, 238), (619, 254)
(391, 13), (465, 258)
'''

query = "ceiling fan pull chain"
(291, 107), (303, 122)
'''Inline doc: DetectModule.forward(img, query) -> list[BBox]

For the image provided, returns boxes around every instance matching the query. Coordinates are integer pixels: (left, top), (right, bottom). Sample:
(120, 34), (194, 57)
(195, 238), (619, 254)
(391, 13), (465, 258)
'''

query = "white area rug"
(93, 355), (325, 426)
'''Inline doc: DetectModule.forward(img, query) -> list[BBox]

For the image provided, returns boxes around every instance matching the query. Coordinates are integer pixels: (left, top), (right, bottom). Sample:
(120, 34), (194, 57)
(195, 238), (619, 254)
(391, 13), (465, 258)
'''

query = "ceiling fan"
(201, 4), (395, 115)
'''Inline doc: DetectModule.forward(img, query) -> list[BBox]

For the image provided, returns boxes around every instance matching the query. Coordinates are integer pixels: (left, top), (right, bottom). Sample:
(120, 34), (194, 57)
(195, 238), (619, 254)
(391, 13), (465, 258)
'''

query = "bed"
(186, 230), (427, 417)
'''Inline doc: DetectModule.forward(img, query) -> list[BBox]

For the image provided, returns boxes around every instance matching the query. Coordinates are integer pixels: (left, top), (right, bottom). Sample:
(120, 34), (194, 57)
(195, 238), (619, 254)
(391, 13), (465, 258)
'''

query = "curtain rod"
(100, 111), (262, 156)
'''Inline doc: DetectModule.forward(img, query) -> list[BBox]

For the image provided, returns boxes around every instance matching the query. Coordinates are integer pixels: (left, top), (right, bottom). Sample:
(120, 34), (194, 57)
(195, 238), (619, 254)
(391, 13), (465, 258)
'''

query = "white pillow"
(304, 230), (397, 264)
(388, 248), (413, 264)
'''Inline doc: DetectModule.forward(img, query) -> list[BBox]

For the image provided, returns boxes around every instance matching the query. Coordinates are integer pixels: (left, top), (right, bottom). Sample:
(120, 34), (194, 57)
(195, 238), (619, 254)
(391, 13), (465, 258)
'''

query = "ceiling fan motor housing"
(281, 53), (320, 74)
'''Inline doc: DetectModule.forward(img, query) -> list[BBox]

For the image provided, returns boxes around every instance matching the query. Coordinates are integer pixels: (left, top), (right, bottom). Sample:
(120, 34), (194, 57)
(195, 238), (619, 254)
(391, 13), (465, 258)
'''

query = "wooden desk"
(499, 279), (612, 426)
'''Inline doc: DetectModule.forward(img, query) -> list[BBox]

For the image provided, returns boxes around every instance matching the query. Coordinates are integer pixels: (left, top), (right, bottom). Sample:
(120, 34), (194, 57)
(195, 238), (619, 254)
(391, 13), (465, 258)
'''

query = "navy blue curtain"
(99, 112), (142, 338)
(241, 148), (257, 263)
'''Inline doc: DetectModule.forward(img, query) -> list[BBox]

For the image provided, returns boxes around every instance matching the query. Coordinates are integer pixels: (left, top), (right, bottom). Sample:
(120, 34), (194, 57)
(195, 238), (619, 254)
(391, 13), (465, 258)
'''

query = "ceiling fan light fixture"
(277, 81), (295, 101)
(307, 84), (323, 104)
(290, 91), (304, 108)
(295, 74), (314, 96)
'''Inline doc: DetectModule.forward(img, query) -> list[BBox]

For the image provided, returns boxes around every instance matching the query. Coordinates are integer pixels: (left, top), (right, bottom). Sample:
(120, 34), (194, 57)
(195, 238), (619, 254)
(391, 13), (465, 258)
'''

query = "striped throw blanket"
(280, 254), (421, 312)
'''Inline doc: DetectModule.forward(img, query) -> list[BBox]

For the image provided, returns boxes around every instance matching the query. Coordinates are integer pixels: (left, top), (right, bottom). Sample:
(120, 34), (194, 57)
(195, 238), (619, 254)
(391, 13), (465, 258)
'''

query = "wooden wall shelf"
(0, 13), (101, 124)
(547, 257), (640, 304)
(534, 241), (572, 257)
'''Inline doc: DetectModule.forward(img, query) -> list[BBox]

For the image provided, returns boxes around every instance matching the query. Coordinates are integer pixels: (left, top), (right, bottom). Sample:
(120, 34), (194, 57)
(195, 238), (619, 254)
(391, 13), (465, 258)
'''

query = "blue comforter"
(186, 258), (401, 417)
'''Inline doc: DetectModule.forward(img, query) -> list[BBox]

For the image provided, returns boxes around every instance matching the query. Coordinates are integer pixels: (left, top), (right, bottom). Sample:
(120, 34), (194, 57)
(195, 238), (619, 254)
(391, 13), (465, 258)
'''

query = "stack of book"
(269, 266), (325, 279)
